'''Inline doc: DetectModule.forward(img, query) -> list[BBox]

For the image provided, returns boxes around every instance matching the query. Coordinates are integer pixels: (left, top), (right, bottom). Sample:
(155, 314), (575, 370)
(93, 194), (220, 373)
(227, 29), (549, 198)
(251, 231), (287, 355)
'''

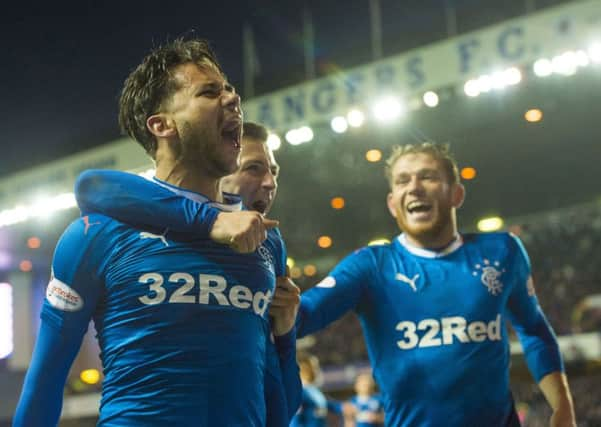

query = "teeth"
(407, 201), (430, 213)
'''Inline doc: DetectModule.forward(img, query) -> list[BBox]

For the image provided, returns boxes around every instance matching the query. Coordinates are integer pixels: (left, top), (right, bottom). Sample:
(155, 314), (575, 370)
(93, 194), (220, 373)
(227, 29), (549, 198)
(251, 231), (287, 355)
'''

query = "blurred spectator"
(344, 373), (384, 427)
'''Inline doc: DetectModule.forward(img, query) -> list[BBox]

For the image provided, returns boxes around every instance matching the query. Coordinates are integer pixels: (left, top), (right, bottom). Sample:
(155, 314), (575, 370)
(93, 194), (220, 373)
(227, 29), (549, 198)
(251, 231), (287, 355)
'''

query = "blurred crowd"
(517, 202), (601, 334)
(512, 375), (601, 427)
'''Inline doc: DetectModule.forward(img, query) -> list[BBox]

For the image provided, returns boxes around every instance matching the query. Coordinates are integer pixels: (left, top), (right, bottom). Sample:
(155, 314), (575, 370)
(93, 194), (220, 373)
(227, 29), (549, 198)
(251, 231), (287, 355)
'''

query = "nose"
(406, 175), (424, 194)
(222, 91), (241, 114)
(262, 171), (277, 191)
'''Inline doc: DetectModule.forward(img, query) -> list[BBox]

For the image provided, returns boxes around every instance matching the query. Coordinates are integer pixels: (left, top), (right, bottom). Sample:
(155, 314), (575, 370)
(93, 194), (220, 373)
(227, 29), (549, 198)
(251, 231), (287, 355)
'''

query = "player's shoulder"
(52, 214), (120, 276)
(354, 240), (394, 258)
(464, 231), (527, 259)
(348, 241), (398, 267)
(61, 213), (111, 239)
(463, 231), (520, 247)
(58, 214), (131, 251)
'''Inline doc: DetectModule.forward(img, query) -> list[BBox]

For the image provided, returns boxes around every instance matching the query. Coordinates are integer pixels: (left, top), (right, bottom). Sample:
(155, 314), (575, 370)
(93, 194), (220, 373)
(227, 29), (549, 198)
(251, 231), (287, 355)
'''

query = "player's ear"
(386, 192), (398, 219)
(147, 114), (177, 138)
(451, 182), (465, 208)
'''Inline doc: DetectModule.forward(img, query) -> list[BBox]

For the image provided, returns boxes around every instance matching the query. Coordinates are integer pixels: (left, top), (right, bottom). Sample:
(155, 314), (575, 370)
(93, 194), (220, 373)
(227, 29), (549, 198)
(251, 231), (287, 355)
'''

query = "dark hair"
(118, 37), (223, 157)
(385, 142), (460, 186)
(242, 122), (269, 142)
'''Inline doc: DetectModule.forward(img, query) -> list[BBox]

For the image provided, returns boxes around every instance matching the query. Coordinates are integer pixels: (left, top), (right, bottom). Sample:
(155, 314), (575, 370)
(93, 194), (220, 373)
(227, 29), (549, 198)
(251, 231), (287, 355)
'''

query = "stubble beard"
(396, 203), (453, 246)
(180, 124), (235, 178)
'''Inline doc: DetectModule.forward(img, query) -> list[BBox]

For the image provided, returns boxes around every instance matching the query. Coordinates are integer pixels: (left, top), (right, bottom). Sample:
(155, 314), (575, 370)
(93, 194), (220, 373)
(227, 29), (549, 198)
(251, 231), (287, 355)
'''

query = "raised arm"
(75, 169), (220, 234)
(75, 169), (277, 252)
(296, 248), (371, 338)
(13, 215), (107, 426)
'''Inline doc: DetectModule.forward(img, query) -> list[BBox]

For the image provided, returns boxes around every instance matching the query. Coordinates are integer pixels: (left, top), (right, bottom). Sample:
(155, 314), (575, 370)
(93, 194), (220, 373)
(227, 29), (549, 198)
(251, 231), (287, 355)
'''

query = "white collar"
(397, 233), (463, 258)
(151, 177), (242, 212)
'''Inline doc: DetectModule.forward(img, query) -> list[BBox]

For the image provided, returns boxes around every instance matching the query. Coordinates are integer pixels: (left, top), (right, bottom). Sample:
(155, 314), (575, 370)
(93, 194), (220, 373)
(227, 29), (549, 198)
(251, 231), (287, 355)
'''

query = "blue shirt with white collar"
(15, 174), (286, 426)
(297, 232), (563, 427)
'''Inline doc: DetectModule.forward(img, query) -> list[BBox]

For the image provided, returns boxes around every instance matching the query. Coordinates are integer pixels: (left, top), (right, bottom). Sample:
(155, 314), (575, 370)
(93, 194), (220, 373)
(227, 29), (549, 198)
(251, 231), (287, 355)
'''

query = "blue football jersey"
(349, 395), (384, 427)
(290, 384), (328, 427)
(70, 170), (300, 425)
(298, 232), (563, 427)
(37, 183), (286, 425)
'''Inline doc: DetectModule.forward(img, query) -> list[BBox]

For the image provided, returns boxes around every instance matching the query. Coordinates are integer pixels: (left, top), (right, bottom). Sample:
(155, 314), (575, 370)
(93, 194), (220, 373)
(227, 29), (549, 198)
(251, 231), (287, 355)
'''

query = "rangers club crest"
(472, 259), (506, 296)
(258, 244), (275, 272)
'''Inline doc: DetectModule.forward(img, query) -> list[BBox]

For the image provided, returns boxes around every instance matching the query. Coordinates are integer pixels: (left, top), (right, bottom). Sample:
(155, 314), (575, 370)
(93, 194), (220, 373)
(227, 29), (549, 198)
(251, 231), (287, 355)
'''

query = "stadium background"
(1, 0), (600, 425)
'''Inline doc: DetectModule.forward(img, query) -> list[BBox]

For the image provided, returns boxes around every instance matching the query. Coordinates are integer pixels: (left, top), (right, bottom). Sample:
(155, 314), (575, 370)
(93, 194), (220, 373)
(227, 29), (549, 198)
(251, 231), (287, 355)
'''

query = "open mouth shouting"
(221, 119), (242, 151)
(406, 200), (434, 221)
(251, 196), (273, 214)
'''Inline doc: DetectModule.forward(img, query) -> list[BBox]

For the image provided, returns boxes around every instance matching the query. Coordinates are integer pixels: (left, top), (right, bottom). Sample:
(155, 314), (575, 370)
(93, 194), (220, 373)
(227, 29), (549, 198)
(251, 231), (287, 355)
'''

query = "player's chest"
(374, 254), (513, 316)
(103, 232), (277, 314)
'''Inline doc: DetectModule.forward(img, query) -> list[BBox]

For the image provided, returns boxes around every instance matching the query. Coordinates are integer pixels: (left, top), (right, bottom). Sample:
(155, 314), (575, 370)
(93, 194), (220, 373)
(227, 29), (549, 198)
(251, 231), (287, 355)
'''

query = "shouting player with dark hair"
(14, 39), (300, 426)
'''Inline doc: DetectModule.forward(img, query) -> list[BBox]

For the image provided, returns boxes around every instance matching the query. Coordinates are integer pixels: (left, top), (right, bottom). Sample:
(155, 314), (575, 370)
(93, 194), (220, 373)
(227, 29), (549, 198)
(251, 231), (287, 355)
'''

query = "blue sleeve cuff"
(274, 327), (296, 359)
(526, 343), (565, 382)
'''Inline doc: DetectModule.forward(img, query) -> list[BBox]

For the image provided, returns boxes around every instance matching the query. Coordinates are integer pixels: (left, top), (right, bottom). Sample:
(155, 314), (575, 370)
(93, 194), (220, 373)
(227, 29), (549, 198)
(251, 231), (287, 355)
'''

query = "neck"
(155, 149), (222, 202)
(403, 216), (458, 250)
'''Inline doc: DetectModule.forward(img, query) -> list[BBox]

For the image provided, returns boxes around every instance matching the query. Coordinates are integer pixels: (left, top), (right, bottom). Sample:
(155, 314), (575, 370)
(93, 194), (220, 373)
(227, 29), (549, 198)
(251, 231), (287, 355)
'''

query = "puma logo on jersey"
(395, 314), (501, 350)
(396, 273), (419, 292)
(139, 230), (169, 247)
(82, 216), (101, 235)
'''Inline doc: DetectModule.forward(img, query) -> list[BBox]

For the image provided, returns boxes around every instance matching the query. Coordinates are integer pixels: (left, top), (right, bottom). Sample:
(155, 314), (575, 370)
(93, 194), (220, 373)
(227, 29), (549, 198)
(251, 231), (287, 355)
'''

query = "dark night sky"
(1, 0), (600, 263)
(1, 0), (369, 176)
(0, 0), (577, 179)
(1, 1), (259, 177)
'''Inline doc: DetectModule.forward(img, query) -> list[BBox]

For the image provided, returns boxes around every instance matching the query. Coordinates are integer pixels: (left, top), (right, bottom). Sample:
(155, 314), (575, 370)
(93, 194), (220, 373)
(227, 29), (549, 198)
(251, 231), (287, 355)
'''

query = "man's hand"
(210, 211), (279, 253)
(269, 275), (301, 336)
(539, 372), (576, 427)
(550, 404), (577, 427)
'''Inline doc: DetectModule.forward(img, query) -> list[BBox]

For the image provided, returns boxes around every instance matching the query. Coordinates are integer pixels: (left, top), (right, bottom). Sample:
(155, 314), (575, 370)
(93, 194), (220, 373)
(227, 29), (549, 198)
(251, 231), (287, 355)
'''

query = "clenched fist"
(210, 211), (279, 253)
(270, 275), (301, 336)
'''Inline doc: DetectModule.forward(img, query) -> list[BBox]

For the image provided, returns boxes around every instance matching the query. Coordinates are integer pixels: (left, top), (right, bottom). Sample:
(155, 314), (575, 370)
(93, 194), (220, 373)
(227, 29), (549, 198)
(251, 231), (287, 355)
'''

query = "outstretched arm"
(296, 248), (371, 338)
(75, 169), (277, 252)
(75, 169), (220, 235)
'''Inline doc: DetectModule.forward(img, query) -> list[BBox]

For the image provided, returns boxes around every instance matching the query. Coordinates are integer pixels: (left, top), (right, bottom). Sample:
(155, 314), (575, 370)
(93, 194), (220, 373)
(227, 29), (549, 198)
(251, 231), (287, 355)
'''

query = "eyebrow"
(395, 168), (439, 178)
(196, 81), (236, 93)
(197, 81), (221, 90)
